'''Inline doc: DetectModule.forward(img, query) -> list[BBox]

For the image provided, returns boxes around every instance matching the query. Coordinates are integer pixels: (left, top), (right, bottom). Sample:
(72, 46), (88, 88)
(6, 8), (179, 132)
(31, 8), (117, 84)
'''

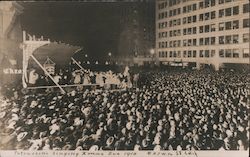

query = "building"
(155, 0), (249, 70)
(0, 1), (24, 85)
(118, 1), (155, 65)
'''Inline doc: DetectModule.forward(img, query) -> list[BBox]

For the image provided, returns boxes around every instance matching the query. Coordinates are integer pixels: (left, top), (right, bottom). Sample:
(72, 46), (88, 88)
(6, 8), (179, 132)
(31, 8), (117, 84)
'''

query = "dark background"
(20, 1), (155, 61)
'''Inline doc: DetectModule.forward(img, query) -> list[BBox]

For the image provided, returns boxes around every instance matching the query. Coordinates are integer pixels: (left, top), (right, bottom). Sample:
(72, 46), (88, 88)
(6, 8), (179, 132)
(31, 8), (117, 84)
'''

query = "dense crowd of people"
(0, 68), (249, 151)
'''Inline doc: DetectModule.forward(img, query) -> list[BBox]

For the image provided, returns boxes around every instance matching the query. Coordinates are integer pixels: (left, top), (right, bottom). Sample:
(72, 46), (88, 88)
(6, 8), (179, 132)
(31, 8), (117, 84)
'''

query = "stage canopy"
(29, 42), (81, 67)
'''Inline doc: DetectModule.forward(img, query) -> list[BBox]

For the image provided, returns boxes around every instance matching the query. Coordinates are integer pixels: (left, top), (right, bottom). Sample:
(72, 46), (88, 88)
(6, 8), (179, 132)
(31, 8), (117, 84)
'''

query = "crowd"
(29, 65), (134, 89)
(0, 68), (249, 150)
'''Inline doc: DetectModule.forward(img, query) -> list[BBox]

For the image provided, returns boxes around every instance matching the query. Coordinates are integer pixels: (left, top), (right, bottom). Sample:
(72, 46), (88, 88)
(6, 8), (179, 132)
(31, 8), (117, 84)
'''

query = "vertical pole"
(30, 54), (66, 94)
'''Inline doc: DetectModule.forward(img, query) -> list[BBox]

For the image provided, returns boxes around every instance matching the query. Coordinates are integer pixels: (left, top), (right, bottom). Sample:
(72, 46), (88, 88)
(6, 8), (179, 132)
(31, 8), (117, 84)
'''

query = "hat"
(142, 139), (149, 148)
(0, 112), (6, 118)
(106, 137), (114, 146)
(134, 144), (141, 151)
(89, 145), (99, 151)
(154, 145), (161, 151)
(17, 132), (28, 142)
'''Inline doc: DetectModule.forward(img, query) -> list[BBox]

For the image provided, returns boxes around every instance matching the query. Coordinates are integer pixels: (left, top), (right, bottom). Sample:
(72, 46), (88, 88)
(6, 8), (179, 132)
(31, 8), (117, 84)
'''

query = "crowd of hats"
(0, 69), (249, 150)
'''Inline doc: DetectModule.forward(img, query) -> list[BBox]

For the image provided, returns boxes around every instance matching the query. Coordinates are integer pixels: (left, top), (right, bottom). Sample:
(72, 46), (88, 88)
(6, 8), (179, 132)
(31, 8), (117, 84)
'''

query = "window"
(193, 27), (197, 34)
(204, 12), (209, 20)
(193, 39), (197, 46)
(188, 16), (192, 23)
(211, 24), (216, 32)
(219, 9), (224, 18)
(211, 37), (216, 45)
(169, 51), (173, 57)
(193, 4), (197, 11)
(183, 17), (187, 24)
(243, 33), (250, 43)
(183, 40), (187, 46)
(243, 3), (250, 13)
(177, 8), (181, 14)
(199, 2), (204, 9)
(165, 12), (168, 18)
(233, 6), (239, 15)
(219, 0), (224, 4)
(200, 38), (204, 45)
(225, 35), (232, 44)
(165, 51), (168, 58)
(188, 51), (192, 57)
(193, 50), (197, 58)
(219, 49), (224, 57)
(183, 6), (187, 13)
(199, 50), (204, 58)
(183, 29), (187, 35)
(170, 31), (173, 37)
(205, 50), (210, 57)
(243, 49), (249, 58)
(193, 15), (197, 22)
(211, 50), (215, 57)
(211, 11), (216, 19)
(188, 39), (192, 46)
(205, 38), (210, 45)
(205, 25), (210, 33)
(199, 26), (203, 33)
(225, 0), (232, 2)
(225, 21), (232, 30)
(232, 35), (239, 43)
(183, 51), (187, 58)
(199, 14), (203, 21)
(232, 20), (239, 29)
(173, 51), (177, 58)
(211, 0), (215, 6)
(219, 36), (224, 44)
(233, 49), (239, 58)
(243, 18), (250, 28)
(225, 49), (232, 58)
(225, 8), (232, 16)
(205, 0), (209, 8)
(177, 51), (181, 58)
(219, 23), (224, 31)
(188, 28), (192, 35)
(169, 41), (172, 47)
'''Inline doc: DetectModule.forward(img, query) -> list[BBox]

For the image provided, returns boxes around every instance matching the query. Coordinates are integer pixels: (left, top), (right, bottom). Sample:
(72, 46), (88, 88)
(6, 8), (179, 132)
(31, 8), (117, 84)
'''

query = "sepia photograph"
(0, 0), (249, 157)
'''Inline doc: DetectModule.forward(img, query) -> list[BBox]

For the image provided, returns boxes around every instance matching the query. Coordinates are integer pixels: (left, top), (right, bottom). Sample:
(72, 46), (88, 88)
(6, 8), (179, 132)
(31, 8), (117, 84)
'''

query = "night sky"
(20, 1), (155, 60)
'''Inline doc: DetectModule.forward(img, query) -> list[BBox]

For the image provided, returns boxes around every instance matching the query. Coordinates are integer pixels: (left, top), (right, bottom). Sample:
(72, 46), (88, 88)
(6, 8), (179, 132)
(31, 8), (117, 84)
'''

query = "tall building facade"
(156, 0), (249, 70)
(0, 2), (23, 85)
(117, 1), (155, 64)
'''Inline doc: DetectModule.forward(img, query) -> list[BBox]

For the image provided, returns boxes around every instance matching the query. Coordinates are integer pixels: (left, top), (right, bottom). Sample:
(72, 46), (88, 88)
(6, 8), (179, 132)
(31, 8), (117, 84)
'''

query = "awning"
(29, 42), (81, 67)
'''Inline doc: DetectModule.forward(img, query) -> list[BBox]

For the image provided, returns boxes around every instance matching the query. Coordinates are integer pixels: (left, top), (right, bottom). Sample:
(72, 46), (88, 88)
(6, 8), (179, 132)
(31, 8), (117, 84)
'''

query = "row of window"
(158, 18), (250, 30)
(158, 50), (216, 58)
(199, 24), (216, 33)
(169, 19), (181, 27)
(169, 8), (181, 17)
(183, 15), (197, 24)
(219, 20), (239, 31)
(158, 3), (249, 20)
(159, 33), (249, 47)
(219, 6), (239, 18)
(183, 3), (196, 14)
(158, 49), (249, 59)
(218, 49), (250, 58)
(199, 11), (216, 21)
(199, 0), (216, 9)
(219, 35), (239, 44)
(158, 34), (245, 48)
(183, 27), (196, 35)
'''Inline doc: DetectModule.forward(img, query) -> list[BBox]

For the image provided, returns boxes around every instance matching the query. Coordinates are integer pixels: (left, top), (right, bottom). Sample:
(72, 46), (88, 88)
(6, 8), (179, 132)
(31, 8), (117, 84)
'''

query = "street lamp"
(150, 48), (155, 66)
(108, 52), (112, 65)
